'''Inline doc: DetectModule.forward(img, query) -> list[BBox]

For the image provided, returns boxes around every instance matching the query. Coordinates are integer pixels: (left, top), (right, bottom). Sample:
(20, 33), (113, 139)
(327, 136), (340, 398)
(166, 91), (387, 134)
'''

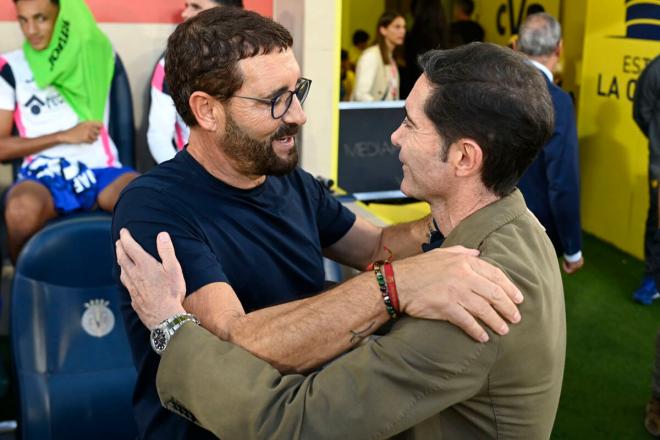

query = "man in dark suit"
(633, 56), (660, 306)
(633, 55), (660, 436)
(516, 12), (584, 274)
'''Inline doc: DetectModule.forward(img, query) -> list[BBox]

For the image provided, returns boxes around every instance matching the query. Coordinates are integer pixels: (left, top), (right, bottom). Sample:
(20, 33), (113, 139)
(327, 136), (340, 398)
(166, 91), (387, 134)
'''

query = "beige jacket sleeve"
(156, 316), (500, 440)
(352, 46), (386, 102)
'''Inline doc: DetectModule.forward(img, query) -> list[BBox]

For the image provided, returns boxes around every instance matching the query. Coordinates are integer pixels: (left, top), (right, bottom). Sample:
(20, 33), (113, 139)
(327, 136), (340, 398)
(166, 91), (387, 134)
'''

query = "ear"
(555, 39), (563, 57)
(378, 25), (387, 37)
(452, 139), (483, 177)
(188, 91), (225, 132)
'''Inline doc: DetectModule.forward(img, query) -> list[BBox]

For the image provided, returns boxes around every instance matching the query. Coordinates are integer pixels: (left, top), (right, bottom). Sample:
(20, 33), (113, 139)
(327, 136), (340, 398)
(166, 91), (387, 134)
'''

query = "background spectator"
(507, 4), (545, 49)
(401, 0), (448, 98)
(147, 0), (244, 164)
(516, 12), (584, 274)
(0, 0), (138, 262)
(352, 11), (405, 102)
(633, 59), (660, 435)
(348, 29), (369, 70)
(632, 56), (660, 308)
(340, 49), (355, 101)
(450, 0), (484, 47)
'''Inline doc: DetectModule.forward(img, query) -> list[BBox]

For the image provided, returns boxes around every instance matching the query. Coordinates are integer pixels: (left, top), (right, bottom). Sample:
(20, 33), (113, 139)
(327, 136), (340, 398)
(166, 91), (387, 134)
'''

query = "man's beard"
(221, 112), (300, 176)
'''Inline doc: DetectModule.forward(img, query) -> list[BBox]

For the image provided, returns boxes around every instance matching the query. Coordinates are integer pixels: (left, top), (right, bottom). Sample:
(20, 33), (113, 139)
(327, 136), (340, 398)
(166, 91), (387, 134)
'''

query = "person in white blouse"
(352, 12), (406, 102)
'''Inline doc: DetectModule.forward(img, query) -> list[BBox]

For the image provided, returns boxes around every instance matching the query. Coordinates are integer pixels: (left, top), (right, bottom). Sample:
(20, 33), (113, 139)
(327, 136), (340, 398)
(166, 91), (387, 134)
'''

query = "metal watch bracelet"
(150, 313), (200, 355)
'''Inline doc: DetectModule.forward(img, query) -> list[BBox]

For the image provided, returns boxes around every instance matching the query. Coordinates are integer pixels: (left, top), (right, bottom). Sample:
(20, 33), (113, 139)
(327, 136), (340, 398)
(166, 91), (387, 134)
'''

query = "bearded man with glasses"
(112, 8), (527, 439)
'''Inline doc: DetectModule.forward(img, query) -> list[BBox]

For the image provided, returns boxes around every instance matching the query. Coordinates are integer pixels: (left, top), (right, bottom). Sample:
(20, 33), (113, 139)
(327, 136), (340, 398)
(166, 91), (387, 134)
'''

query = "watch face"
(151, 328), (168, 353)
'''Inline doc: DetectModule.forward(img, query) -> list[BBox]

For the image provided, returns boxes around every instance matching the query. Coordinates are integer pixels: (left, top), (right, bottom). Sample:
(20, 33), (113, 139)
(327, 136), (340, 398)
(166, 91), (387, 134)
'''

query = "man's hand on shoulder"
(393, 246), (523, 343)
(116, 229), (186, 330)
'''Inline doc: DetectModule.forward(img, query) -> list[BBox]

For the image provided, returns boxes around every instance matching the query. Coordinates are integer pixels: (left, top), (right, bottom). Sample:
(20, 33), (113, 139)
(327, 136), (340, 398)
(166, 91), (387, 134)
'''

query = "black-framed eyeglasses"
(233, 77), (312, 119)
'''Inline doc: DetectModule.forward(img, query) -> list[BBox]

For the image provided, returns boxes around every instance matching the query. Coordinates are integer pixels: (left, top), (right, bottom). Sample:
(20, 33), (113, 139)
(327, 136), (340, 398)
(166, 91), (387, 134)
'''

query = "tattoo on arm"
(349, 321), (375, 344)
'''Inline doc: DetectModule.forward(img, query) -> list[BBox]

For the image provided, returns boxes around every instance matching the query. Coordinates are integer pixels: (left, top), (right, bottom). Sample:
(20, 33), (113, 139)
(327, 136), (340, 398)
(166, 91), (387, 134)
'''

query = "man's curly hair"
(165, 7), (293, 126)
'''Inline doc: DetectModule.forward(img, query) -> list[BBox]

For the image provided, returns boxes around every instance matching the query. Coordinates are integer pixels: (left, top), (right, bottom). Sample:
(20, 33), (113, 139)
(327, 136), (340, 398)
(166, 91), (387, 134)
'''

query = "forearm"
(325, 214), (432, 271)
(224, 216), (433, 372)
(546, 145), (582, 253)
(0, 132), (62, 161)
(225, 272), (388, 373)
(371, 214), (432, 262)
(157, 315), (494, 440)
(632, 85), (653, 136)
(549, 191), (582, 254)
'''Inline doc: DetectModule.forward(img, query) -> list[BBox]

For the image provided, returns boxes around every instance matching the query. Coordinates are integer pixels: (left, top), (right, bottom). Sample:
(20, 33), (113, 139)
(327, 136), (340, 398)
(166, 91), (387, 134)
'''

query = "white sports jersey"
(147, 57), (189, 164)
(0, 49), (122, 169)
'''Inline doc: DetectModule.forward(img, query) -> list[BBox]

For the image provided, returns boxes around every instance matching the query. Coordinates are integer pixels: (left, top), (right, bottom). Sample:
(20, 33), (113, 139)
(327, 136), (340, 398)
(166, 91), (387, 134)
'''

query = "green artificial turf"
(552, 233), (658, 439)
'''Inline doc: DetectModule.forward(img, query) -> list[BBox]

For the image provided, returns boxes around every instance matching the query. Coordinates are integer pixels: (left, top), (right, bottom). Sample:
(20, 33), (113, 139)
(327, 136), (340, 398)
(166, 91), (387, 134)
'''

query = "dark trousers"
(644, 175), (660, 399)
(654, 328), (660, 399)
(644, 176), (660, 283)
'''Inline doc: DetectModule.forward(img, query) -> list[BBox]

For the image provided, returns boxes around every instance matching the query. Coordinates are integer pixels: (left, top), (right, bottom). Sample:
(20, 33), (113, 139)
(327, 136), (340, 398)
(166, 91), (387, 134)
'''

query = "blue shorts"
(16, 160), (135, 214)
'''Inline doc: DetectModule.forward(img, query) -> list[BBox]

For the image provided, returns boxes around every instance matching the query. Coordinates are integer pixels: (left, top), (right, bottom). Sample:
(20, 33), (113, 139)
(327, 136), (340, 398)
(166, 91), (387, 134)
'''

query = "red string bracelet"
(383, 262), (400, 314)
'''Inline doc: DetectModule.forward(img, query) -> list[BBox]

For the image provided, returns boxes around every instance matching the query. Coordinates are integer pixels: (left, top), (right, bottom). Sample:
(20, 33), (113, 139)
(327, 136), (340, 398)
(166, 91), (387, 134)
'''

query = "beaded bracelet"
(373, 262), (398, 319)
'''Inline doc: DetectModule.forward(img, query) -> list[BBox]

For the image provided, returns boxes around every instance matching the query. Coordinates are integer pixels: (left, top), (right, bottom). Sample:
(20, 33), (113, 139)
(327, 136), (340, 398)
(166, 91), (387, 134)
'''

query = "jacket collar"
(530, 59), (554, 82)
(441, 189), (528, 250)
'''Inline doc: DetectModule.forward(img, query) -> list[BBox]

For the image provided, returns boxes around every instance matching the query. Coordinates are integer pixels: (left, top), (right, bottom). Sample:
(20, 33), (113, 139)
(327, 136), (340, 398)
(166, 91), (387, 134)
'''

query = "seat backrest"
(11, 214), (138, 440)
(108, 54), (135, 168)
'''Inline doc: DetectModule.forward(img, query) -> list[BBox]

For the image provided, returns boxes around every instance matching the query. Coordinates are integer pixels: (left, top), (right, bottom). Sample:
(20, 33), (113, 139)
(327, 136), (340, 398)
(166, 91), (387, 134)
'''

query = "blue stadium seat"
(10, 213), (137, 440)
(108, 54), (135, 168)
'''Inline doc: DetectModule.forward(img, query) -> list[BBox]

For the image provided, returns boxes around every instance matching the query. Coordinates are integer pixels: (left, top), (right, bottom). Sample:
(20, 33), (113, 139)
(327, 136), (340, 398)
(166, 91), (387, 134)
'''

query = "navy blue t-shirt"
(112, 149), (356, 439)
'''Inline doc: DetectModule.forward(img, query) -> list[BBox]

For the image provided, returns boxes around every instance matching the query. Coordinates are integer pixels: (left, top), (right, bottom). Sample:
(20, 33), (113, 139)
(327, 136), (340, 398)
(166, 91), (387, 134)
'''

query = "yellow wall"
(577, 0), (659, 259)
(473, 1), (586, 101)
(446, 1), (585, 101)
(474, 0), (559, 46)
(560, 0), (587, 100)
(362, 202), (430, 224)
(341, 0), (385, 51)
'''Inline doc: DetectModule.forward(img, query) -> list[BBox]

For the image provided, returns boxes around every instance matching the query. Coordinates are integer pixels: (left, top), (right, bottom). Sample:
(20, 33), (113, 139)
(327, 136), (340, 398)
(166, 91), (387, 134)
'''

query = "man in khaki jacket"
(117, 37), (566, 439)
(113, 9), (529, 439)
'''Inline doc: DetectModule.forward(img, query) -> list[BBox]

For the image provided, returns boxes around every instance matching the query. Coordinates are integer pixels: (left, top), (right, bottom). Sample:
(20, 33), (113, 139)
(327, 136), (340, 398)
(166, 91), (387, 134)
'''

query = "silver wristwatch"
(150, 313), (200, 355)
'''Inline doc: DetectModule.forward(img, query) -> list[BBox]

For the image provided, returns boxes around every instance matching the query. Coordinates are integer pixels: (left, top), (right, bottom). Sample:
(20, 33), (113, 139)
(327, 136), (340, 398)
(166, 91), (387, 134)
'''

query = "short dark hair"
(352, 30), (369, 45)
(526, 4), (546, 16)
(456, 0), (475, 16)
(418, 43), (554, 196)
(165, 7), (293, 126)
